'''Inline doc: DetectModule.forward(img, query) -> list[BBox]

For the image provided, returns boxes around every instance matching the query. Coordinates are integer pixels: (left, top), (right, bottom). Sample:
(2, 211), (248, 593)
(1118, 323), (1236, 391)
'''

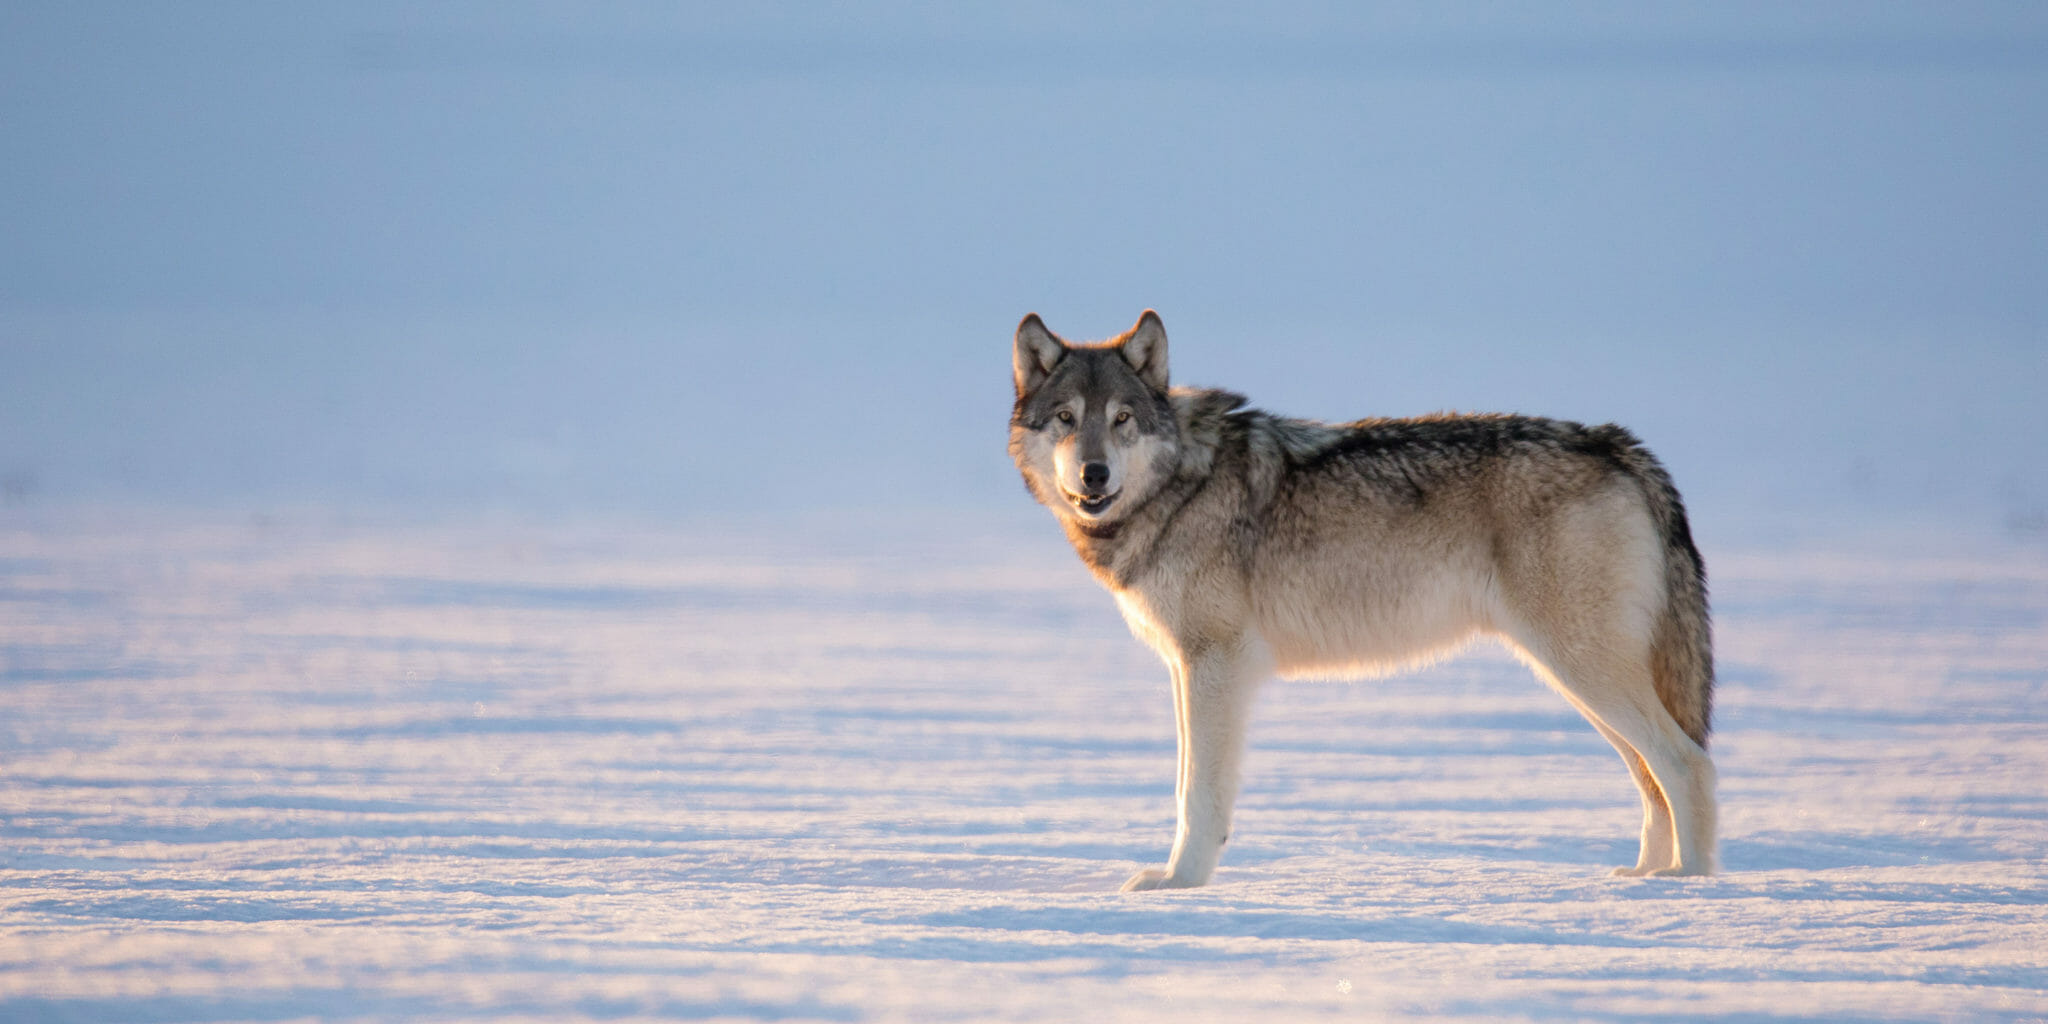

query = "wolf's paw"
(1648, 864), (1713, 878)
(1612, 863), (1711, 878)
(1120, 867), (1196, 892)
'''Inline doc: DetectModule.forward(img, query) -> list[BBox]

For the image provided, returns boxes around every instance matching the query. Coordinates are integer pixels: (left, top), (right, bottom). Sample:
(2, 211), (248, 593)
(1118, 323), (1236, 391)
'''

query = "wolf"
(1008, 310), (1716, 890)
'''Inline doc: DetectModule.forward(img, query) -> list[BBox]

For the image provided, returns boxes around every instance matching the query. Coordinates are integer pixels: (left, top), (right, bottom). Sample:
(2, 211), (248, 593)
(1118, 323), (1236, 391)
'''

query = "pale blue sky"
(4, 3), (2045, 541)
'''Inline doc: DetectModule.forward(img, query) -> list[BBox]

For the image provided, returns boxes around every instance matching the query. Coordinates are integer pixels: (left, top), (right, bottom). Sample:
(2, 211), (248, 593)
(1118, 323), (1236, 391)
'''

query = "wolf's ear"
(1119, 310), (1169, 392)
(1014, 313), (1066, 396)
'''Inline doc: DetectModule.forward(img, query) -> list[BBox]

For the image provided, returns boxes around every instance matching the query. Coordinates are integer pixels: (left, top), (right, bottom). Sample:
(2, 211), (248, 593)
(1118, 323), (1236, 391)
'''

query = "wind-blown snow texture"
(4, 515), (2045, 1022)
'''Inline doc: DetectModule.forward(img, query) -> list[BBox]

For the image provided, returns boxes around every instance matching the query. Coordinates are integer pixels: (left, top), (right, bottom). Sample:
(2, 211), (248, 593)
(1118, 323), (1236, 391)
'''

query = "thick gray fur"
(1009, 310), (1717, 890)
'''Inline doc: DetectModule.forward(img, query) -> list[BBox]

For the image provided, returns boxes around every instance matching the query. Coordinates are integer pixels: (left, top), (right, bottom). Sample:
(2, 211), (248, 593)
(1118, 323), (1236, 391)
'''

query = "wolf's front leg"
(1122, 641), (1264, 892)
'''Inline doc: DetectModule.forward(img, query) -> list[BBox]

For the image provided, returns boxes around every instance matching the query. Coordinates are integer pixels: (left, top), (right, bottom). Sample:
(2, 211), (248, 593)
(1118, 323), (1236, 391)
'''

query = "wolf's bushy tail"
(1602, 428), (1714, 748)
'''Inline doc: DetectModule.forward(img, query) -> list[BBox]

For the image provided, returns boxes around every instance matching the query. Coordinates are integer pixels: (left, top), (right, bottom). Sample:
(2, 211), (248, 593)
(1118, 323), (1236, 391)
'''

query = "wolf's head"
(1009, 310), (1182, 526)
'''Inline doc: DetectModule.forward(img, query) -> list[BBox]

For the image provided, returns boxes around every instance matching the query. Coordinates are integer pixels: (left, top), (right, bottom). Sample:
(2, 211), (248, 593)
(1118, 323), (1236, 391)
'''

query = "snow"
(4, 513), (2045, 1022)
(7, 4), (2046, 1018)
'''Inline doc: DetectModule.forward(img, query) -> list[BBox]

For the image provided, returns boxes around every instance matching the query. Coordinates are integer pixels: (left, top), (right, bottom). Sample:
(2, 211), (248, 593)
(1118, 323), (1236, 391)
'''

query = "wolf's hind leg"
(1574, 682), (1716, 876)
(1650, 731), (1717, 877)
(1587, 718), (1677, 876)
(1122, 638), (1268, 892)
(1511, 636), (1717, 876)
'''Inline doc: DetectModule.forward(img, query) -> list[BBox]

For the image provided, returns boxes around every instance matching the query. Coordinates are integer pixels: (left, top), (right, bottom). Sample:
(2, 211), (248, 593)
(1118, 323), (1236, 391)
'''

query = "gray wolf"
(1008, 310), (1716, 890)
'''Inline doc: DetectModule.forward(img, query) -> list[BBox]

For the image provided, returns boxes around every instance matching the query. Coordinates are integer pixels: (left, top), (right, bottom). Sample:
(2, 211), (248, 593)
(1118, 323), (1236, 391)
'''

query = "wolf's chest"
(1109, 587), (1181, 661)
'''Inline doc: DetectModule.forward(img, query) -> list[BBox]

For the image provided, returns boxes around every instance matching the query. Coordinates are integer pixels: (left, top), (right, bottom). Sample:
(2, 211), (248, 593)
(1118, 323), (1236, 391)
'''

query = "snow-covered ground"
(3, 512), (2044, 1021)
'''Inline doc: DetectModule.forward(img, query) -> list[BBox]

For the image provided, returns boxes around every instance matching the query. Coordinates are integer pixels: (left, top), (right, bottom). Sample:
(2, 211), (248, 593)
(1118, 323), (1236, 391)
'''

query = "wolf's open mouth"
(1066, 490), (1120, 516)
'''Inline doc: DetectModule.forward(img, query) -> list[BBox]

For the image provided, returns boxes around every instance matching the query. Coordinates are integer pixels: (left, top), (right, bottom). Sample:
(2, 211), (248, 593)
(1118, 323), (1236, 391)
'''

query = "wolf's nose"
(1081, 462), (1110, 490)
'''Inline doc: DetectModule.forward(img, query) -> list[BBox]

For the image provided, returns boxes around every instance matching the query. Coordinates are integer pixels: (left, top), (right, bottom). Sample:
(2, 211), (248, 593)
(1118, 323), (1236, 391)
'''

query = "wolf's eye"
(1056, 410), (1075, 424)
(1114, 411), (1131, 425)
